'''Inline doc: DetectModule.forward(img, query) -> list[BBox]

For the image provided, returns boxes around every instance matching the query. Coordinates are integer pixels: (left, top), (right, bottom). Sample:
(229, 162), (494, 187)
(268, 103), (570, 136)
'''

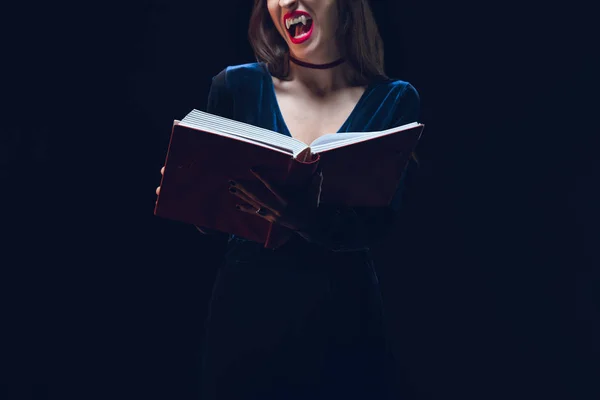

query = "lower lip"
(288, 23), (314, 45)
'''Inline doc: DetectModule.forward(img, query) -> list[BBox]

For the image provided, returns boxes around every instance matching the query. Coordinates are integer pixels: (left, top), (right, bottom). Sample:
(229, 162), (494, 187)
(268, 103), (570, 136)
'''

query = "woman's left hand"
(229, 168), (322, 232)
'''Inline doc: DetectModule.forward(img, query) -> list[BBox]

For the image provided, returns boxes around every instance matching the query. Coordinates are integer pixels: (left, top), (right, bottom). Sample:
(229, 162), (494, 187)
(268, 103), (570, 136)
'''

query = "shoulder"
(374, 77), (420, 104)
(211, 62), (269, 89)
(371, 77), (420, 125)
(206, 62), (271, 119)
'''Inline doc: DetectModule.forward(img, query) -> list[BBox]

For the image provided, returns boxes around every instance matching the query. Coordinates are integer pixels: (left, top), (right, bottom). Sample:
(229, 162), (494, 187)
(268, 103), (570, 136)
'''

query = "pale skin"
(156, 0), (366, 231)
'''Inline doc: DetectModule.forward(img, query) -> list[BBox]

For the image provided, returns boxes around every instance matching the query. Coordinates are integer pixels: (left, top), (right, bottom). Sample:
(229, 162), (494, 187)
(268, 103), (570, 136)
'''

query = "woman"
(158, 0), (419, 398)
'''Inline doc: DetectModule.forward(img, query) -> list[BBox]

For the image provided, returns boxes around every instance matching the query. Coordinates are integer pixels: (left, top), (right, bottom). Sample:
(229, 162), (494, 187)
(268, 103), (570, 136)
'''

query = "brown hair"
(248, 0), (387, 86)
(248, 0), (419, 165)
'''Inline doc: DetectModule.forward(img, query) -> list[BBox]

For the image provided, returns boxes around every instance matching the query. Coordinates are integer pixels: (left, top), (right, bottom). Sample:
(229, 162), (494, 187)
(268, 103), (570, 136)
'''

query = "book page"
(309, 132), (368, 148)
(310, 122), (421, 153)
(181, 109), (308, 155)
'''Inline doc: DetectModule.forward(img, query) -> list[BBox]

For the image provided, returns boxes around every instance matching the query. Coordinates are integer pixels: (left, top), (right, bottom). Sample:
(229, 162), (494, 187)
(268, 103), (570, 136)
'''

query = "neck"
(289, 55), (345, 70)
(287, 54), (352, 93)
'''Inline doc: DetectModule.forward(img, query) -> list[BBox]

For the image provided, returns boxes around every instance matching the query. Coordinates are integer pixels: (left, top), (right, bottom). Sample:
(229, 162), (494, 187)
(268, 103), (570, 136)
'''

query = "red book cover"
(316, 124), (424, 206)
(154, 117), (424, 248)
(155, 122), (301, 245)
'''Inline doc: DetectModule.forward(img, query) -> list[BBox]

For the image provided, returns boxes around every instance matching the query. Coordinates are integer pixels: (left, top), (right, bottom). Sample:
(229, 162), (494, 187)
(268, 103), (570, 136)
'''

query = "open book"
(154, 109), (424, 248)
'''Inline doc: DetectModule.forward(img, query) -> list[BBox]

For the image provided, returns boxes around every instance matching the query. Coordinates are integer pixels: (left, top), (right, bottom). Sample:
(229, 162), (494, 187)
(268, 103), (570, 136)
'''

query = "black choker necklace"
(289, 55), (345, 70)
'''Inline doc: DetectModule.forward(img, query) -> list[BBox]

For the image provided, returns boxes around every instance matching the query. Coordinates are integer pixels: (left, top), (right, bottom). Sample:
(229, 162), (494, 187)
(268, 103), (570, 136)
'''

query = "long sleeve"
(295, 83), (420, 252)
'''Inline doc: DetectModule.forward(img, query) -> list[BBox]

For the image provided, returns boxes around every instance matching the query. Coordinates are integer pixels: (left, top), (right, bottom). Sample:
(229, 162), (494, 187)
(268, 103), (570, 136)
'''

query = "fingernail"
(229, 187), (237, 193)
(229, 180), (236, 186)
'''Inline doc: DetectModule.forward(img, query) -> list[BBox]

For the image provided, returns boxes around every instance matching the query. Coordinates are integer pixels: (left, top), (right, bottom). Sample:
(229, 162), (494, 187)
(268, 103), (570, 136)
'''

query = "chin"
(289, 44), (318, 60)
(287, 31), (326, 61)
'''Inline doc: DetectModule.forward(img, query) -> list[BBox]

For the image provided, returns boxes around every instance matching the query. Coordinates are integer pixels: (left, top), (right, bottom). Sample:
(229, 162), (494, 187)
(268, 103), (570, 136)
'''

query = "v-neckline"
(262, 64), (374, 139)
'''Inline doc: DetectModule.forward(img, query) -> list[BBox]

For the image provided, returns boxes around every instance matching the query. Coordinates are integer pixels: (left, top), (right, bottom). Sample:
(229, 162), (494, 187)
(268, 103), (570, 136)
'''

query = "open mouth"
(283, 11), (314, 44)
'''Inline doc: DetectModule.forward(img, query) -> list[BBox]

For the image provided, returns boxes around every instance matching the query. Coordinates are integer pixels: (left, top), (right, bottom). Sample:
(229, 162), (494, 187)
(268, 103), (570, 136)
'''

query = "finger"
(229, 186), (263, 211)
(230, 181), (281, 216)
(235, 203), (255, 213)
(249, 169), (287, 206)
(235, 203), (277, 223)
(161, 166), (165, 176)
(156, 186), (160, 195)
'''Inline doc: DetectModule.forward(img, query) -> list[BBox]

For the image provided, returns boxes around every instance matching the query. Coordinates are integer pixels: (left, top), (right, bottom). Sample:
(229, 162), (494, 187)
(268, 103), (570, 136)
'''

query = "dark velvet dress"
(199, 63), (420, 400)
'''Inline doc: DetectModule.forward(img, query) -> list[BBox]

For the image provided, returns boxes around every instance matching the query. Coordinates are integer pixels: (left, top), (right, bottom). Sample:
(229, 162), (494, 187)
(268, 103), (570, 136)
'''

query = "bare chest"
(274, 85), (366, 145)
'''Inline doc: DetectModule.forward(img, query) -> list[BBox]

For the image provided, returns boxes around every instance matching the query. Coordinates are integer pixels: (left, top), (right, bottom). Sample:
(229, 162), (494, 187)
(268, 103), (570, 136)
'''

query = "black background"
(2, 0), (597, 399)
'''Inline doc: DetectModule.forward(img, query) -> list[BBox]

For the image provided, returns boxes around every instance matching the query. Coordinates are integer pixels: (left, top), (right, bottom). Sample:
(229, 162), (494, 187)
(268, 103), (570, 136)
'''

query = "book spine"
(263, 150), (321, 249)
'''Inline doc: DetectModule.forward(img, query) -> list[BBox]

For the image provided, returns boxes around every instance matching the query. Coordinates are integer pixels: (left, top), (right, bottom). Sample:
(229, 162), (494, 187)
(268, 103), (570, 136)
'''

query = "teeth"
(285, 15), (311, 30)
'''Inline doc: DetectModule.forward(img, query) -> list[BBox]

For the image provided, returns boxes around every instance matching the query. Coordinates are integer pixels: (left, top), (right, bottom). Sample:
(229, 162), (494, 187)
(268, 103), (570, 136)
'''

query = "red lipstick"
(283, 10), (314, 45)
